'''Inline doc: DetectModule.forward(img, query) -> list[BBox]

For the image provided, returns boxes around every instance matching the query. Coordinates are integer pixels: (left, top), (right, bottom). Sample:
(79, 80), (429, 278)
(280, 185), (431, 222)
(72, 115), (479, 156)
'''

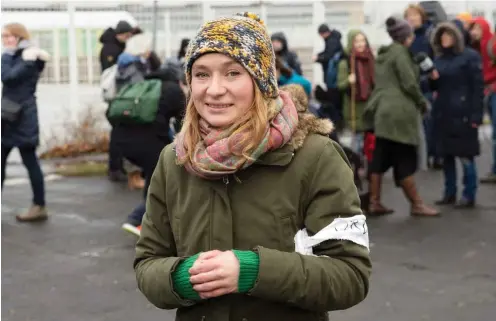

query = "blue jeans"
(128, 202), (146, 226)
(443, 156), (477, 201)
(490, 93), (496, 174)
(1, 145), (46, 206)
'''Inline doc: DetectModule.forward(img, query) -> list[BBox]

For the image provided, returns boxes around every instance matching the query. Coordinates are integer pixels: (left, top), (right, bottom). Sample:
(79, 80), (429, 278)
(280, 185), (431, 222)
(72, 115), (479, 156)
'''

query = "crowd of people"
(2, 2), (496, 320)
(2, 4), (496, 226)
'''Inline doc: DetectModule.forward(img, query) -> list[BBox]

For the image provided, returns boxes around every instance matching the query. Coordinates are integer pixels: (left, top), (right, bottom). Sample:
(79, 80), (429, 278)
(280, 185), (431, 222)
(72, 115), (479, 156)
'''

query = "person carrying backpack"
(314, 24), (343, 83)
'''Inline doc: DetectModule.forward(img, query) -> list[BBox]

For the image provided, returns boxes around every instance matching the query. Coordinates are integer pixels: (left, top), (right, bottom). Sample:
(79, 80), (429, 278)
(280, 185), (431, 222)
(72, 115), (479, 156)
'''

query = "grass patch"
(54, 161), (108, 177)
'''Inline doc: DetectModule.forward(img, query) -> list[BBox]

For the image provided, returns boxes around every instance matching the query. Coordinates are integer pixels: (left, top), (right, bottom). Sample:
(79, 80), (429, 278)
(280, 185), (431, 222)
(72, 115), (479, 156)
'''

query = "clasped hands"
(189, 250), (240, 299)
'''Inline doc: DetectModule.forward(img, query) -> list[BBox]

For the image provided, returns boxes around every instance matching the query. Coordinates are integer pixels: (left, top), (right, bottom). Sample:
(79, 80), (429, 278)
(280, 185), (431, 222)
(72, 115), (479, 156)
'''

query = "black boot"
(435, 195), (456, 205)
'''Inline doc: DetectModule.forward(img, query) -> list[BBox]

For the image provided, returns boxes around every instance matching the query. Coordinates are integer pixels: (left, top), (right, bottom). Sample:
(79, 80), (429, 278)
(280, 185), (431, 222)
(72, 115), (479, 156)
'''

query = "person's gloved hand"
(22, 47), (50, 61)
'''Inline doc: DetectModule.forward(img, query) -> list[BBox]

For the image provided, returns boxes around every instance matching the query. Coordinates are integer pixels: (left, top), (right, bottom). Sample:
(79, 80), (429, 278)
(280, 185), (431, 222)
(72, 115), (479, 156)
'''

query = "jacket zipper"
(223, 175), (230, 185)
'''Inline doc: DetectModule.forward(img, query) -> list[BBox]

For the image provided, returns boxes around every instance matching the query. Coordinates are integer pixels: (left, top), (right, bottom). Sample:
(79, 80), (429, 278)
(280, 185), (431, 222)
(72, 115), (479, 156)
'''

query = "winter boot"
(16, 205), (48, 222)
(367, 173), (394, 216)
(400, 176), (440, 217)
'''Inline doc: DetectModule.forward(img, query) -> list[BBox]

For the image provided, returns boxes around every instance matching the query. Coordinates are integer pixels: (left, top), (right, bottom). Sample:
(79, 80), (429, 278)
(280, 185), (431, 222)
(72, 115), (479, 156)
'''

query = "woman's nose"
(206, 76), (227, 96)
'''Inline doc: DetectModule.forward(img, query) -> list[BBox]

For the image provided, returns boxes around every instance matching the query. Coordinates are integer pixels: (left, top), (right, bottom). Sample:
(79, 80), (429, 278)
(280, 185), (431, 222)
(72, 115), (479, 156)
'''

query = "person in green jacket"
(134, 12), (372, 321)
(363, 16), (439, 217)
(337, 29), (375, 154)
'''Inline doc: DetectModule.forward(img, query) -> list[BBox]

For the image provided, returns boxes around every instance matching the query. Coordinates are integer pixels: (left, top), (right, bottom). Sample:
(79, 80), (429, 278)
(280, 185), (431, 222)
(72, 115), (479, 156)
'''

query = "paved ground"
(2, 141), (496, 321)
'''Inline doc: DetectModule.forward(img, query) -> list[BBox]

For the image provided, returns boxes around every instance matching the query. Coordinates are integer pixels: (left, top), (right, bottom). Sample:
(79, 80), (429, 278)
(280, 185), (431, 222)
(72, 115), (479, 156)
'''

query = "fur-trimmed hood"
(280, 84), (334, 150)
(431, 22), (465, 56)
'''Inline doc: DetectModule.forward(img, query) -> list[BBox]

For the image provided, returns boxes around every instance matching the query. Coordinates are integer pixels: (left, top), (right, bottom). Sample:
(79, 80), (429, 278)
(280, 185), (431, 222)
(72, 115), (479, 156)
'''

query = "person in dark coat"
(1, 23), (50, 222)
(99, 20), (133, 72)
(271, 32), (303, 75)
(99, 20), (134, 181)
(429, 22), (484, 208)
(314, 24), (343, 82)
(404, 4), (442, 170)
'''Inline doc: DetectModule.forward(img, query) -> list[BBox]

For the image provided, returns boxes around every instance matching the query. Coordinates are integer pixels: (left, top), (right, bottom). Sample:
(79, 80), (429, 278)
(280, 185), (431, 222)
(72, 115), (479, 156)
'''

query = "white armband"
(295, 214), (369, 255)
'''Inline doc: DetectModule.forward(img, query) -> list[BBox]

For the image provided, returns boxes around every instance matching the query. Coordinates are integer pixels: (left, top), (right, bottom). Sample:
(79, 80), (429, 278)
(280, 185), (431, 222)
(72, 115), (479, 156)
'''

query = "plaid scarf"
(175, 91), (298, 179)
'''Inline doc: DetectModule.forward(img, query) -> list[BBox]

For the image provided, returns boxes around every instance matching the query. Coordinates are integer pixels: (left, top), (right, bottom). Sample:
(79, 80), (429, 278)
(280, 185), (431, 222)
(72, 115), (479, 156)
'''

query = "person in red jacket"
(470, 17), (496, 184)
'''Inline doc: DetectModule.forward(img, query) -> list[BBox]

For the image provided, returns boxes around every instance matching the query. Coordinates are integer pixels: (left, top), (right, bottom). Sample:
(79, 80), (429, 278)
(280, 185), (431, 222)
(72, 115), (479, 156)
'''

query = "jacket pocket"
(279, 215), (297, 252)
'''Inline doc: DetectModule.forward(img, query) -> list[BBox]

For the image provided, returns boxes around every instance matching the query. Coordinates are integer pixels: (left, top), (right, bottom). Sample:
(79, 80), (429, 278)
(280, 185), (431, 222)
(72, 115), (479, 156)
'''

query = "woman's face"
(190, 53), (254, 128)
(272, 39), (283, 53)
(405, 9), (423, 29)
(441, 31), (455, 48)
(470, 24), (482, 41)
(353, 33), (367, 53)
(1, 29), (18, 48)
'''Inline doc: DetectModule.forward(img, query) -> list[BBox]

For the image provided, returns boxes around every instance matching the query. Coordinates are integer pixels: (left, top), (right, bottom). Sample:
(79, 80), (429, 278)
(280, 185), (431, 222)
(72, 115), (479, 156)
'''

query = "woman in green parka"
(134, 12), (371, 321)
(337, 29), (375, 153)
(364, 16), (439, 217)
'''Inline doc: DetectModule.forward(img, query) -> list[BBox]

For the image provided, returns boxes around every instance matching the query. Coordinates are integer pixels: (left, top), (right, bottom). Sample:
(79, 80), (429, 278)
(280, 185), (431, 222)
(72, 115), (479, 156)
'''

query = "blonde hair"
(404, 4), (427, 24)
(177, 81), (271, 165)
(2, 23), (30, 40)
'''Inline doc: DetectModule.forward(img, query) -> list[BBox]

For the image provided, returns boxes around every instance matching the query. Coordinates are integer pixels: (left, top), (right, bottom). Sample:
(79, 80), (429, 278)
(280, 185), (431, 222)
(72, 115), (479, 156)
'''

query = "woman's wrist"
(232, 250), (260, 293)
(171, 254), (201, 300)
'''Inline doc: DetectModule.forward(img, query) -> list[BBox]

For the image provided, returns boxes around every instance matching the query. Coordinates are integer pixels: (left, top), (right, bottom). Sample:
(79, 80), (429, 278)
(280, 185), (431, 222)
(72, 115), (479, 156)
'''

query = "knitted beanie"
(184, 12), (278, 99)
(386, 17), (413, 43)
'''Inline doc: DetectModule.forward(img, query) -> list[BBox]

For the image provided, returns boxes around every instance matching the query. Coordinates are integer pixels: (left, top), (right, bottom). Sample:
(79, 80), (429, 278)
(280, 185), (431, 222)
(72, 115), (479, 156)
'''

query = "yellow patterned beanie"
(184, 12), (278, 99)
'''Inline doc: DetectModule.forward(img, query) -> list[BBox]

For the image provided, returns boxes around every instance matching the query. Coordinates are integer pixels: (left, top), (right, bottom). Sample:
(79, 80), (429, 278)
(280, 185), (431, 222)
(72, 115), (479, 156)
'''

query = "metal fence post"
(312, 0), (326, 87)
(67, 1), (79, 113)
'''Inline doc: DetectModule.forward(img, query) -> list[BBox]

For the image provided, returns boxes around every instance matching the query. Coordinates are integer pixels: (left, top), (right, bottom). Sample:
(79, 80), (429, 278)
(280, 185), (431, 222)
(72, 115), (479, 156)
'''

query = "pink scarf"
(175, 91), (298, 179)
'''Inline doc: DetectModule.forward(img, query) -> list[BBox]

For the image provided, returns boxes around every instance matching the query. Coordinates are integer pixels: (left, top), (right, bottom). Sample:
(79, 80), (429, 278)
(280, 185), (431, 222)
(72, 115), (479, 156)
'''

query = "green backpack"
(106, 79), (162, 124)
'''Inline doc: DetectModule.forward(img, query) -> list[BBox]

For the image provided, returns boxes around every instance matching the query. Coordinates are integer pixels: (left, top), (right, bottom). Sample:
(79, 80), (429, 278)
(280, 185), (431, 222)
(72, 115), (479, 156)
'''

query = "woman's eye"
(227, 71), (241, 77)
(194, 72), (208, 79)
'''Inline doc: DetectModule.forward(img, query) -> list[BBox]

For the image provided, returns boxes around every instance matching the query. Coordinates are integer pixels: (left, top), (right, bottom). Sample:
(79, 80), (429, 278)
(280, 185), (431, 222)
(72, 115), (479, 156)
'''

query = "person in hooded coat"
(336, 29), (375, 154)
(1, 23), (50, 222)
(470, 17), (496, 184)
(429, 22), (484, 208)
(271, 32), (303, 75)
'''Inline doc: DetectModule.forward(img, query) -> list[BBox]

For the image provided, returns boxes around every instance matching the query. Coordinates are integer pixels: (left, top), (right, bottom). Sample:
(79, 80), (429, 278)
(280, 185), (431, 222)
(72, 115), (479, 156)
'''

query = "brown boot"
(128, 170), (145, 190)
(367, 173), (394, 216)
(400, 176), (440, 217)
(16, 205), (48, 222)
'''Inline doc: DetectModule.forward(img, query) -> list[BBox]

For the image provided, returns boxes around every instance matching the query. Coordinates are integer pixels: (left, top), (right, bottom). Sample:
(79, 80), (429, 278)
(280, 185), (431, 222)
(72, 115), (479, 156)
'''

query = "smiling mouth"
(206, 103), (234, 109)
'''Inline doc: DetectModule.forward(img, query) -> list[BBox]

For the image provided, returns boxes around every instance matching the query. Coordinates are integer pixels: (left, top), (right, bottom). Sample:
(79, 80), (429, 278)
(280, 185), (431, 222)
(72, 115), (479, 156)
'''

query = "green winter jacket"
(363, 42), (426, 145)
(337, 29), (370, 132)
(134, 98), (372, 321)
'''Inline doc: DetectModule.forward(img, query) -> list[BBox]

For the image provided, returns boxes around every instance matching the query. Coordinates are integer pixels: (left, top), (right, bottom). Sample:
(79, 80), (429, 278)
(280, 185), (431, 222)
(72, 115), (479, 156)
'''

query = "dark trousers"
(108, 127), (124, 173)
(1, 144), (46, 206)
(117, 138), (163, 225)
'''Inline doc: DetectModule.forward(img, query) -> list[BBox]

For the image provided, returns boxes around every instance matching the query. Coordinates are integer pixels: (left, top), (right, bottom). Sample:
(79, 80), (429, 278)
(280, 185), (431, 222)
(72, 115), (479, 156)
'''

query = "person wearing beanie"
(363, 16), (440, 217)
(456, 12), (473, 30)
(134, 12), (371, 321)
